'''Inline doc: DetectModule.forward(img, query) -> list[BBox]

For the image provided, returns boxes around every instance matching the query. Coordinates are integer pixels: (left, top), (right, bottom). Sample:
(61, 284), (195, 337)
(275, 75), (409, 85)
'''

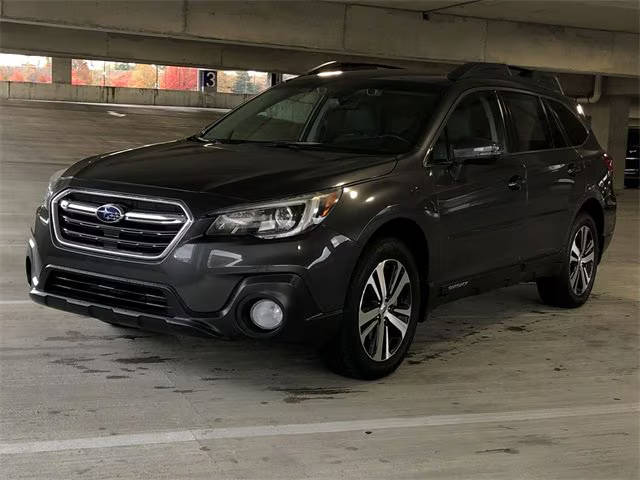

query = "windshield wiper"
(189, 136), (258, 145)
(262, 141), (326, 150)
(262, 141), (385, 155)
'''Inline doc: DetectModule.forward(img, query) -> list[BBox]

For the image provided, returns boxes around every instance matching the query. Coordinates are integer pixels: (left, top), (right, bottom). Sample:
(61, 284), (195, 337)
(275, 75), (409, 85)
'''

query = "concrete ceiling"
(330, 1), (640, 33)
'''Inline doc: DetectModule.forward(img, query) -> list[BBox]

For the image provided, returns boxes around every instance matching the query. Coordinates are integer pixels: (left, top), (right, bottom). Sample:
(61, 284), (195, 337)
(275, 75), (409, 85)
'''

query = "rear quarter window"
(545, 100), (589, 146)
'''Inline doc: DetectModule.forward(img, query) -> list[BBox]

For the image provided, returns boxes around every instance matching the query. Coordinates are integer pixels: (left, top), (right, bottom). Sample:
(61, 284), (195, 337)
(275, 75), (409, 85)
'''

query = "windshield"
(201, 82), (441, 154)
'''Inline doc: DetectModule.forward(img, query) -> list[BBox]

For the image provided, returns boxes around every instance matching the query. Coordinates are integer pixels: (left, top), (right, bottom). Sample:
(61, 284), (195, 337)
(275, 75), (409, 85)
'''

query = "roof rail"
(305, 61), (402, 75)
(448, 62), (564, 95)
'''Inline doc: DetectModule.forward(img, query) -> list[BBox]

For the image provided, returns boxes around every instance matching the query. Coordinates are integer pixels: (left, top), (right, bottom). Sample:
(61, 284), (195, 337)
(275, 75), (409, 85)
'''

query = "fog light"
(249, 299), (283, 330)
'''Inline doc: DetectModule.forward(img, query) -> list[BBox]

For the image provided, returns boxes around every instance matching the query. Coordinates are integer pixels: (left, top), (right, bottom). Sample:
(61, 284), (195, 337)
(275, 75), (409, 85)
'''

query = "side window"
(447, 91), (504, 158)
(546, 100), (589, 146)
(431, 91), (504, 163)
(544, 102), (569, 148)
(501, 92), (552, 152)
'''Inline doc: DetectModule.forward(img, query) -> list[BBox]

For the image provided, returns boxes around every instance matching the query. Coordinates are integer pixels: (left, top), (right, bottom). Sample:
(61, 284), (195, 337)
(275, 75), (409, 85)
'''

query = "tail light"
(603, 153), (614, 174)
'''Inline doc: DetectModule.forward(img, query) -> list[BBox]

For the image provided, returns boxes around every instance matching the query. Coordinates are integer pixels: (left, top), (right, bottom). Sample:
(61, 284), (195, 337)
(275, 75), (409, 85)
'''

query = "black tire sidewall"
(342, 238), (421, 378)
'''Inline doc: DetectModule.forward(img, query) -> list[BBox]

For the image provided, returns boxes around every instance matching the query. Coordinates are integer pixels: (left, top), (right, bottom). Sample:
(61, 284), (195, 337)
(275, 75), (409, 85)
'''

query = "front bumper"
(27, 210), (357, 343)
(29, 270), (340, 342)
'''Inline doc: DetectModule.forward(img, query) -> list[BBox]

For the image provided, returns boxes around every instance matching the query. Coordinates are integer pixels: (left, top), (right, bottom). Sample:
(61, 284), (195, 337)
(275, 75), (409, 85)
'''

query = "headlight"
(207, 190), (341, 239)
(42, 168), (66, 208)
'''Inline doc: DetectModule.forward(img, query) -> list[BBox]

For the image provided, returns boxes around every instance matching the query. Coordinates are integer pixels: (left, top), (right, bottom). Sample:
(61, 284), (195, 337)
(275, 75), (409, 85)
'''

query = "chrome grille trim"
(51, 188), (194, 260)
(60, 199), (187, 224)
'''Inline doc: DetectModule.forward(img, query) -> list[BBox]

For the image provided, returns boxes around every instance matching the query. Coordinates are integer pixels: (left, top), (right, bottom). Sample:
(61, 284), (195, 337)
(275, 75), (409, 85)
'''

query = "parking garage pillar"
(588, 96), (631, 192)
(51, 57), (71, 84)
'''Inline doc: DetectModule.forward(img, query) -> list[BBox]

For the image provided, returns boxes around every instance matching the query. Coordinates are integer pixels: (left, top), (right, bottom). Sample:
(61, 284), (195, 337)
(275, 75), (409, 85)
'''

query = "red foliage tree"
(108, 71), (132, 87)
(160, 66), (198, 91)
(72, 59), (92, 85)
(9, 70), (25, 82)
(36, 72), (52, 83)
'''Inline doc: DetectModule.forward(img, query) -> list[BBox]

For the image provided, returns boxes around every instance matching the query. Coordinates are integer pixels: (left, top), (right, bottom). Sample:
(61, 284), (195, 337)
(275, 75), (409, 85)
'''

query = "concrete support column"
(269, 73), (283, 87)
(51, 57), (71, 84)
(588, 96), (631, 191)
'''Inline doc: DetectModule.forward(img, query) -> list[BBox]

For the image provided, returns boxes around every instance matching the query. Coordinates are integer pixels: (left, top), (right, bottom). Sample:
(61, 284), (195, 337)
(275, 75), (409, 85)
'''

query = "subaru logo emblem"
(96, 204), (124, 223)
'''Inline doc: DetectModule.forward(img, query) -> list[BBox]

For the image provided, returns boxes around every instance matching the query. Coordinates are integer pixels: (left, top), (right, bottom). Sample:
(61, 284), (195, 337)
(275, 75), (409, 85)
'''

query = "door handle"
(507, 175), (524, 191)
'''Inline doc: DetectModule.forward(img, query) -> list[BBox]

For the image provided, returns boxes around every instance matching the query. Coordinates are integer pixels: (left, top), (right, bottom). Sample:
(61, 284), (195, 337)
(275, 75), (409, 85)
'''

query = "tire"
(536, 213), (599, 308)
(323, 237), (422, 379)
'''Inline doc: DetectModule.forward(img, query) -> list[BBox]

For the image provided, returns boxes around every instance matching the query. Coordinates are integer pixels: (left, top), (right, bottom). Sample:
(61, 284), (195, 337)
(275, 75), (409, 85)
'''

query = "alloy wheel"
(569, 225), (595, 296)
(358, 259), (412, 362)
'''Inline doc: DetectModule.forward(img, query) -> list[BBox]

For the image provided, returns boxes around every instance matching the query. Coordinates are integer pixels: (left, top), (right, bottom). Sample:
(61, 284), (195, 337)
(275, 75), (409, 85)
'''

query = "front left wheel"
(323, 238), (422, 379)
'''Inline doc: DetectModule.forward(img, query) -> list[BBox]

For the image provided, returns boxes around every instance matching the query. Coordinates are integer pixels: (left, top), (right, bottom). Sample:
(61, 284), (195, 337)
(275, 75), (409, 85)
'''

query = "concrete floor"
(1, 99), (638, 479)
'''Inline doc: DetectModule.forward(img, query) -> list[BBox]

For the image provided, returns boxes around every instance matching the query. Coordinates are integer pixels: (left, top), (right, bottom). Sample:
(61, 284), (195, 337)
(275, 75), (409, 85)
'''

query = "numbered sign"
(199, 70), (217, 90)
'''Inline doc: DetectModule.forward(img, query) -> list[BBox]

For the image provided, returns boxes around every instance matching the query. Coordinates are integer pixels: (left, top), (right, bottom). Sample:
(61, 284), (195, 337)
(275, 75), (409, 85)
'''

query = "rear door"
(500, 91), (585, 259)
(427, 90), (527, 285)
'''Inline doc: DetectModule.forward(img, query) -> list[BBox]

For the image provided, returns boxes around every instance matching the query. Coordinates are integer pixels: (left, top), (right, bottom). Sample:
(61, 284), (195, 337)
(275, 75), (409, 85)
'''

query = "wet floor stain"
(475, 448), (519, 454)
(113, 356), (171, 364)
(50, 357), (96, 366)
(45, 330), (153, 342)
(407, 346), (459, 365)
(284, 395), (335, 403)
(506, 326), (528, 332)
(106, 375), (129, 379)
(50, 357), (113, 374)
(268, 386), (363, 403)
(518, 434), (555, 446)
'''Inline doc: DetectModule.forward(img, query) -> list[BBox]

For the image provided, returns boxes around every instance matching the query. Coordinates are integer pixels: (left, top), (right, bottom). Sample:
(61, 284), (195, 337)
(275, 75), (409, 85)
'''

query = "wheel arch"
(576, 197), (605, 261)
(356, 216), (432, 321)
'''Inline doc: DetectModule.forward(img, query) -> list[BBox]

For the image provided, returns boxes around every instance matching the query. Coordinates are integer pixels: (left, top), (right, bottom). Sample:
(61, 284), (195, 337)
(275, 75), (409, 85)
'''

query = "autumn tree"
(72, 59), (91, 85)
(130, 63), (157, 88)
(9, 70), (25, 82)
(160, 66), (198, 90)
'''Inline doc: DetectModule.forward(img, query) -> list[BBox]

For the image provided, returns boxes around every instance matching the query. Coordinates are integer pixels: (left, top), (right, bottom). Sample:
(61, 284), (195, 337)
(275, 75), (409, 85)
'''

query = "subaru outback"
(27, 62), (616, 379)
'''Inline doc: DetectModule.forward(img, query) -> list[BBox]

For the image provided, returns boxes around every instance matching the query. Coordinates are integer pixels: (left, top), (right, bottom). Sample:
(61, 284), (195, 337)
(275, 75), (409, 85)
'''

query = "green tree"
(232, 71), (259, 94)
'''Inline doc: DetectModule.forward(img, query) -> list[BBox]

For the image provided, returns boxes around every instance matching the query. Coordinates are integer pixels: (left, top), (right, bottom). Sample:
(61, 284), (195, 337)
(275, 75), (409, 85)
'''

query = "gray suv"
(27, 62), (616, 378)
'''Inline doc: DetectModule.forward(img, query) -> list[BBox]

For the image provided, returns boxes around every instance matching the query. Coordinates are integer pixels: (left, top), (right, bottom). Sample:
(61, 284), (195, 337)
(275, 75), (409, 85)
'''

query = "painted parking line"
(1, 403), (637, 455)
(0, 300), (31, 305)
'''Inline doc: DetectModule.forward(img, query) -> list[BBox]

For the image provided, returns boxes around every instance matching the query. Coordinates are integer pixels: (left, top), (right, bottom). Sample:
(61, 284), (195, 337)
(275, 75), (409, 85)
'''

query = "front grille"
(46, 270), (171, 316)
(51, 190), (192, 259)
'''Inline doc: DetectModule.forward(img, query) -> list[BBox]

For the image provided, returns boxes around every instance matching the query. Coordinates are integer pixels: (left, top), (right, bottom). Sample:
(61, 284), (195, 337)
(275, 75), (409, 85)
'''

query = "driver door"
(427, 90), (527, 285)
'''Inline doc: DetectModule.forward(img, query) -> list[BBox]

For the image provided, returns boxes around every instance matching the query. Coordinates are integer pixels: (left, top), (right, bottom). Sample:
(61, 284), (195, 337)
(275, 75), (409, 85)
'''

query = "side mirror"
(452, 141), (503, 163)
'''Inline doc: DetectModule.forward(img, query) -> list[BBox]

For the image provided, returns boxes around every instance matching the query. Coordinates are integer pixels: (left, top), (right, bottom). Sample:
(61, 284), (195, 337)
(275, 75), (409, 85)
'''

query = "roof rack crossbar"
(448, 62), (564, 94)
(305, 61), (402, 76)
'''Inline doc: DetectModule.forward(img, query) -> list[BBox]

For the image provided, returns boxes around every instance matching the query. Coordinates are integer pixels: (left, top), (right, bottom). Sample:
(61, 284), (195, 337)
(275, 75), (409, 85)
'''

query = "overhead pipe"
(578, 75), (603, 104)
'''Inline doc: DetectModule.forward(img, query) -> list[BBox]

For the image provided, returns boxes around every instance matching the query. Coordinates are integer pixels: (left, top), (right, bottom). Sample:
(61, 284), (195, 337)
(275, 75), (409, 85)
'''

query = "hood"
(67, 139), (397, 203)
